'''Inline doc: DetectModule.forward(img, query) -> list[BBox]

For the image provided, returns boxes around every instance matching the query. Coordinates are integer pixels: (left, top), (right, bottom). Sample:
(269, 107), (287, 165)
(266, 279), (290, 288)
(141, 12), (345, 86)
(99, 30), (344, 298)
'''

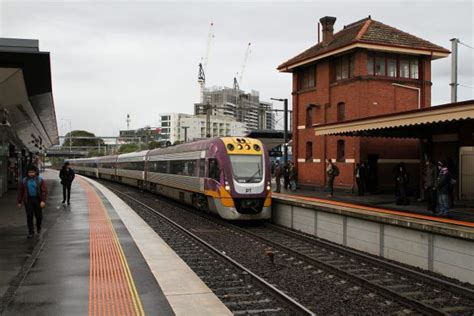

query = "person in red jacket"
(17, 165), (48, 238)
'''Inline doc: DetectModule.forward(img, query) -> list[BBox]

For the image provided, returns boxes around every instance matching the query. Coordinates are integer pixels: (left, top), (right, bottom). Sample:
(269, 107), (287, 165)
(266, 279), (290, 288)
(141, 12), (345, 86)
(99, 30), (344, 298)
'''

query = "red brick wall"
(292, 49), (429, 190)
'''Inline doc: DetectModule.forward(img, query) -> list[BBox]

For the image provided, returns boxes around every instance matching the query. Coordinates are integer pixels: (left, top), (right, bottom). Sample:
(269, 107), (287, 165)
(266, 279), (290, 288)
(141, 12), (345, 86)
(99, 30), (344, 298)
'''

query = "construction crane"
(233, 42), (251, 92)
(198, 22), (215, 103)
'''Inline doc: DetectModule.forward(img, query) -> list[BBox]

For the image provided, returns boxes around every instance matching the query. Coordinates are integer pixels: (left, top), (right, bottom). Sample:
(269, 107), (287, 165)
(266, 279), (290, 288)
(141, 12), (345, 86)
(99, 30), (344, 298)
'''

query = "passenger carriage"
(70, 137), (271, 220)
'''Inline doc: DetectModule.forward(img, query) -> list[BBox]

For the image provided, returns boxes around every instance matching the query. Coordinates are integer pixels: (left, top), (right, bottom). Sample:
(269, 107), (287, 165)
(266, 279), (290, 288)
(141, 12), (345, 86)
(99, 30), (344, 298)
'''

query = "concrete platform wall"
(272, 201), (474, 284)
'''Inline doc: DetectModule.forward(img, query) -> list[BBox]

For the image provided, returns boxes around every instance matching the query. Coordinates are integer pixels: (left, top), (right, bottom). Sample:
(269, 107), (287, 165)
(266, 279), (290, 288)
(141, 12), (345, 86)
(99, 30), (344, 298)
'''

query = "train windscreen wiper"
(245, 165), (261, 183)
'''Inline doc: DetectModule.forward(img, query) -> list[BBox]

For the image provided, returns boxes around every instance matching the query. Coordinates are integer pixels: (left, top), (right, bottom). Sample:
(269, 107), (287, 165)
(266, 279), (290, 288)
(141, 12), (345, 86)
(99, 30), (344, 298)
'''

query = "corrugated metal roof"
(313, 101), (474, 137)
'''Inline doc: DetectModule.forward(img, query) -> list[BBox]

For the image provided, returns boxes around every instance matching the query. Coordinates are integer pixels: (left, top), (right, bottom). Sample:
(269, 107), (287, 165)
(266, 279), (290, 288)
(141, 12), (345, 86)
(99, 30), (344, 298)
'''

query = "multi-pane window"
(298, 65), (316, 89)
(399, 57), (409, 78)
(306, 142), (313, 161)
(367, 52), (419, 79)
(410, 58), (419, 79)
(337, 140), (345, 162)
(387, 56), (397, 77)
(337, 102), (345, 121)
(334, 54), (355, 81)
(375, 54), (385, 76)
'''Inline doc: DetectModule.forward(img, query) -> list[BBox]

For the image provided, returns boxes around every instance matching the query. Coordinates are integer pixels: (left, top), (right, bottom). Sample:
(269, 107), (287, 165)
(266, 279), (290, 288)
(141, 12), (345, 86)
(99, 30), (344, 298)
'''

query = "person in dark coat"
(354, 163), (366, 196)
(59, 161), (75, 205)
(17, 165), (48, 238)
(446, 157), (457, 207)
(326, 159), (339, 197)
(289, 162), (297, 191)
(283, 162), (290, 190)
(274, 160), (282, 193)
(395, 163), (409, 205)
(436, 161), (452, 216)
(423, 159), (437, 213)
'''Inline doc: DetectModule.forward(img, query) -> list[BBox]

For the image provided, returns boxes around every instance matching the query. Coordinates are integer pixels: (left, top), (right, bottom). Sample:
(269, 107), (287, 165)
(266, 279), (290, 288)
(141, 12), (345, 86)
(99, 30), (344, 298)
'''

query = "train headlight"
(225, 185), (231, 191)
(266, 185), (271, 191)
(245, 145), (250, 150)
(237, 144), (243, 150)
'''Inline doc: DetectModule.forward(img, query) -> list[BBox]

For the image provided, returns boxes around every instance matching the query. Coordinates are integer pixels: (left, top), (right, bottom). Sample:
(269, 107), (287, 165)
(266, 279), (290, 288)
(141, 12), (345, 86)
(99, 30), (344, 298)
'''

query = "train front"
(214, 137), (272, 220)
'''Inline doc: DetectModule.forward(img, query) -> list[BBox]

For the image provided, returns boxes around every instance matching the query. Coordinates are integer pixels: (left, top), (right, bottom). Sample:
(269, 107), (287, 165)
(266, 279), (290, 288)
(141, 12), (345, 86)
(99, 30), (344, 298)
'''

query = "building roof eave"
(278, 42), (450, 72)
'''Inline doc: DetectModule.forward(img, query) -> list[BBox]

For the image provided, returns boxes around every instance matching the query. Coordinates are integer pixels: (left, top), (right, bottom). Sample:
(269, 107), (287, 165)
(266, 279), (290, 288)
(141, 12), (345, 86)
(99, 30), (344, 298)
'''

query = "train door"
(459, 147), (474, 200)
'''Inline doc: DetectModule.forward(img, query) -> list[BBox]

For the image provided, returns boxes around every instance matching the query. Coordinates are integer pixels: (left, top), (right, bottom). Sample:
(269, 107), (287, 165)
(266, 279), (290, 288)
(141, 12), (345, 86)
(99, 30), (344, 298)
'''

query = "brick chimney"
(319, 16), (337, 44)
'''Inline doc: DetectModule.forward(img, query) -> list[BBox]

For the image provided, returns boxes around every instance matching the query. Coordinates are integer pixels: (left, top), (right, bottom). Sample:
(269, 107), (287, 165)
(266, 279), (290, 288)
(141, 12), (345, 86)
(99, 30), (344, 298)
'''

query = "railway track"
(103, 181), (474, 315)
(242, 224), (474, 315)
(109, 186), (314, 315)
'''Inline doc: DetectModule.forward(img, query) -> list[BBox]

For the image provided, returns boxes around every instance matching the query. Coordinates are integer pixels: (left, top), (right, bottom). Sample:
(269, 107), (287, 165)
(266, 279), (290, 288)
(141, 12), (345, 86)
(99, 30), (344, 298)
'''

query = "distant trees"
(63, 130), (104, 148)
(118, 143), (140, 153)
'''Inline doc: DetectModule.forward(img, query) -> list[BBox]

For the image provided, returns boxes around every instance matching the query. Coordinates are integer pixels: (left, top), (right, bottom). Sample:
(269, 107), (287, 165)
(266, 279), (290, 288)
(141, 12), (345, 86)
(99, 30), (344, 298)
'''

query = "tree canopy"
(63, 130), (105, 148)
(118, 143), (140, 154)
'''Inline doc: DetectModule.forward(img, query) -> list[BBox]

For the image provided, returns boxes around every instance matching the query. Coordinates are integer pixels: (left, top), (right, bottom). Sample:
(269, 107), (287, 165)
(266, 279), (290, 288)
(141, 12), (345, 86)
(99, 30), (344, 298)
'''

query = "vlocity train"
(69, 137), (272, 220)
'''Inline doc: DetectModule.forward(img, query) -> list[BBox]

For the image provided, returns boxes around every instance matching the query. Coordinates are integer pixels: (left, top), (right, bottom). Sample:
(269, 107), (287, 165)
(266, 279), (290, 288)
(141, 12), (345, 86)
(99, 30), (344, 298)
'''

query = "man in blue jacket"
(17, 165), (48, 238)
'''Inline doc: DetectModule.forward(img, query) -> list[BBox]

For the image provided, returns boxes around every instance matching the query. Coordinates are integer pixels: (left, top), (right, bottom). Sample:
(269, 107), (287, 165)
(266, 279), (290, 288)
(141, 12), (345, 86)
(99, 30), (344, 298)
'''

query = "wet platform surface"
(0, 170), (230, 315)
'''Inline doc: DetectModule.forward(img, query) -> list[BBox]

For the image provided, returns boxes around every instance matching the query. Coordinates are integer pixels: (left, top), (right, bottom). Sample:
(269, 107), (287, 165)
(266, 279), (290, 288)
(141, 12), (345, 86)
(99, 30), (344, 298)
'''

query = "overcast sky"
(0, 0), (472, 136)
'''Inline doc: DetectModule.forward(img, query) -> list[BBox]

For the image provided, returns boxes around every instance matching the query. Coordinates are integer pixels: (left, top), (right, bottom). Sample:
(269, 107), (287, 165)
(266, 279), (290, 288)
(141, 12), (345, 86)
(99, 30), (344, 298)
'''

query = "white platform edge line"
(81, 176), (232, 315)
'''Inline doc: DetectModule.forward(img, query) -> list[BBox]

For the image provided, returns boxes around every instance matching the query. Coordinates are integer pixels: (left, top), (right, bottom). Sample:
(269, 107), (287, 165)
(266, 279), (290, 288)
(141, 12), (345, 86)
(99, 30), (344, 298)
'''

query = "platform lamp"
(270, 98), (289, 165)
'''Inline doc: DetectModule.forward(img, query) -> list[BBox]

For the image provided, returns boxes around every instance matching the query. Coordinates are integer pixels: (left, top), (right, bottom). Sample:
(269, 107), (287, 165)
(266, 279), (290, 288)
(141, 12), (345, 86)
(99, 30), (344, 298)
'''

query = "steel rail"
(266, 223), (474, 301)
(221, 224), (448, 316)
(109, 187), (315, 316)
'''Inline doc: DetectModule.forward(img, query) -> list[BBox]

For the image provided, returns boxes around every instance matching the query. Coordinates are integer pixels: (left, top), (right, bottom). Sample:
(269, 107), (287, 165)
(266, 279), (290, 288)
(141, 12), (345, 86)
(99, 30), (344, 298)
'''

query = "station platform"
(271, 186), (474, 284)
(274, 184), (474, 223)
(0, 170), (231, 315)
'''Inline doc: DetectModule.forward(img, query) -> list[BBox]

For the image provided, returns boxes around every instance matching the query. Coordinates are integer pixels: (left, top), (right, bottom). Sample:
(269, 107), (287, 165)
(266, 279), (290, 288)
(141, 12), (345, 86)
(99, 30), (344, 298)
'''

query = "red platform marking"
(274, 192), (474, 228)
(79, 178), (144, 316)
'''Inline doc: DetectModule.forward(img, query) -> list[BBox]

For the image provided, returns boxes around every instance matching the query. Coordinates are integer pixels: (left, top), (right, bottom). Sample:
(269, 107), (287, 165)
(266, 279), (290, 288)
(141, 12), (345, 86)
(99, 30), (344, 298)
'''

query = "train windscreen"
(229, 155), (263, 183)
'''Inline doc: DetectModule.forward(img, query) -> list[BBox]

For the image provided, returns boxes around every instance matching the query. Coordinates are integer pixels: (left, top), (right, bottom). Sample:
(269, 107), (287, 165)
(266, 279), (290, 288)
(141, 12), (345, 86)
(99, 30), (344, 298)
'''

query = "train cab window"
(208, 159), (220, 182)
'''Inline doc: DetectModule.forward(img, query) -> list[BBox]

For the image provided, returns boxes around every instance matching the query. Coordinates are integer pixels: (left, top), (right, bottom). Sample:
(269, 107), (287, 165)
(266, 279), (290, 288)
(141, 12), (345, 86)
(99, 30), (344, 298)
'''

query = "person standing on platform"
(436, 161), (452, 217)
(283, 162), (290, 190)
(17, 165), (48, 238)
(423, 159), (437, 213)
(326, 159), (339, 197)
(59, 161), (75, 205)
(354, 163), (366, 196)
(274, 160), (282, 193)
(395, 163), (409, 205)
(289, 162), (297, 191)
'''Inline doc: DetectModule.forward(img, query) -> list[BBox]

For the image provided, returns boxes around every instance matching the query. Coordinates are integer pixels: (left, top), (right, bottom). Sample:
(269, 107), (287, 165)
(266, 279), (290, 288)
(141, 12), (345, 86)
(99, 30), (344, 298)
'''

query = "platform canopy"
(313, 100), (474, 139)
(245, 129), (292, 150)
(0, 38), (58, 152)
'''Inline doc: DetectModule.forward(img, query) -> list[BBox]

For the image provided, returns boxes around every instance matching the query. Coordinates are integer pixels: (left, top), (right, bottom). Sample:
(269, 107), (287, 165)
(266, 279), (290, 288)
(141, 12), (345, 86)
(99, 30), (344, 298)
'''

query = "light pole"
(270, 98), (289, 165)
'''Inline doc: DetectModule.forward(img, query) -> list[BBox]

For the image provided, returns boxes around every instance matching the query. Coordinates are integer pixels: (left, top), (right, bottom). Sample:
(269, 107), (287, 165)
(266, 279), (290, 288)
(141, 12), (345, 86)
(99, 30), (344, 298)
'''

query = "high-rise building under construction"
(194, 86), (275, 132)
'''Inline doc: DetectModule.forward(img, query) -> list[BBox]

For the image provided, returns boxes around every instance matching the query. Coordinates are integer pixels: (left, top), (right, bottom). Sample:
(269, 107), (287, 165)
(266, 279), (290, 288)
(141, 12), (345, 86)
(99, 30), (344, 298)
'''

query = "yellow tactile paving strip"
(79, 178), (145, 316)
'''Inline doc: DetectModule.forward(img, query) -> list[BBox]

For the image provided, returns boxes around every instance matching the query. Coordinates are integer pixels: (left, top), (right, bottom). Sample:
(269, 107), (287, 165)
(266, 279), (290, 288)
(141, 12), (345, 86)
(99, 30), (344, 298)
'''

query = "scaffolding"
(194, 86), (272, 132)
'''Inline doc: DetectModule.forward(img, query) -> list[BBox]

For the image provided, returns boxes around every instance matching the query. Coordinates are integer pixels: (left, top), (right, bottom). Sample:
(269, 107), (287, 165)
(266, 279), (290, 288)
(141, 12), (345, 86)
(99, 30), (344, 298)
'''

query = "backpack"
(333, 165), (340, 177)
